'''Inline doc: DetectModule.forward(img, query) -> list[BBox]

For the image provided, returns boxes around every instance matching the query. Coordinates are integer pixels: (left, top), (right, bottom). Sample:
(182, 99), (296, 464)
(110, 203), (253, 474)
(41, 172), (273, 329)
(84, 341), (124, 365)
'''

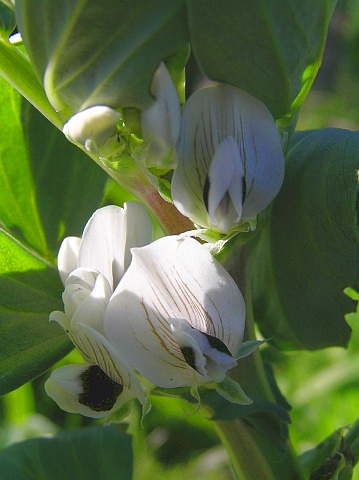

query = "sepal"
(234, 339), (268, 360)
(212, 376), (252, 405)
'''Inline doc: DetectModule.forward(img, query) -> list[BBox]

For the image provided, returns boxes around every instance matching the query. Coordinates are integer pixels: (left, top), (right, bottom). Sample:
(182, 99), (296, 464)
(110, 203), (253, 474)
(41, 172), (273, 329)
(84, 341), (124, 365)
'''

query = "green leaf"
(213, 376), (252, 405)
(186, 0), (332, 118)
(0, 75), (107, 260)
(249, 129), (359, 350)
(0, 3), (16, 37)
(0, 425), (133, 480)
(298, 428), (345, 477)
(22, 100), (108, 257)
(0, 229), (71, 396)
(15, 0), (188, 116)
(0, 75), (47, 255)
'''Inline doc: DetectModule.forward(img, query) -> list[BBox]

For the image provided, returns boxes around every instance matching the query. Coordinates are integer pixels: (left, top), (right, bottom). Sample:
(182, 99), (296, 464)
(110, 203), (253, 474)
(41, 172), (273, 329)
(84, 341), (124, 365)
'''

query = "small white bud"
(63, 106), (121, 157)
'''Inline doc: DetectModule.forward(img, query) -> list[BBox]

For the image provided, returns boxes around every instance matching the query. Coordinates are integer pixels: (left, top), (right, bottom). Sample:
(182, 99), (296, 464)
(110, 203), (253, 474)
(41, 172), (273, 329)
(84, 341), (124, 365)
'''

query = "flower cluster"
(46, 202), (248, 421)
(51, 63), (285, 421)
(63, 63), (284, 237)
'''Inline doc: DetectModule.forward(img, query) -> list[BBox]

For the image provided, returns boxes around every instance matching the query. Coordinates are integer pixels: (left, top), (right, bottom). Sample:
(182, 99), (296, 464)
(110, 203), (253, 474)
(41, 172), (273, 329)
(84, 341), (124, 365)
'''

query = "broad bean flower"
(105, 234), (246, 389)
(140, 62), (181, 169)
(171, 85), (285, 234)
(46, 202), (248, 419)
(63, 105), (121, 157)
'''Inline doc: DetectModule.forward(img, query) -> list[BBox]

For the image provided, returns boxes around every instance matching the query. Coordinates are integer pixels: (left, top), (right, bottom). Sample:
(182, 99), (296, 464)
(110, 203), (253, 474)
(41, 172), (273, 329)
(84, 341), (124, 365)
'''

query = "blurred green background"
(1, 1), (359, 478)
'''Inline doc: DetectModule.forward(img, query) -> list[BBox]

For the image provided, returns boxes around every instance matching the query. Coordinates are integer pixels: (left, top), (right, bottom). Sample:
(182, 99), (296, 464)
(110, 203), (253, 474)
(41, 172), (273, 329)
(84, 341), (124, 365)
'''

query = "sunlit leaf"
(0, 75), (47, 254)
(0, 425), (133, 480)
(0, 229), (71, 396)
(22, 101), (107, 256)
(16, 0), (188, 116)
(0, 75), (107, 260)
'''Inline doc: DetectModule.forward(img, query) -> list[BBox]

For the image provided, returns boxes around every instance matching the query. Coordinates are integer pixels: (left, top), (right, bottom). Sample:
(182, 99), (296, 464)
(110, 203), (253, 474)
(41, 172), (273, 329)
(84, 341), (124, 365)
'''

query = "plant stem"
(0, 39), (63, 128)
(212, 246), (304, 480)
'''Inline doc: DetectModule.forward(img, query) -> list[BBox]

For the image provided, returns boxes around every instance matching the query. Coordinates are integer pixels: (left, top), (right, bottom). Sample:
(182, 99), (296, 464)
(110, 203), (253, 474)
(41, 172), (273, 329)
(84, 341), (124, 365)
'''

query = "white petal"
(57, 237), (81, 284)
(205, 136), (245, 232)
(104, 236), (245, 388)
(45, 363), (138, 419)
(63, 106), (121, 156)
(69, 270), (113, 334)
(170, 318), (236, 383)
(49, 310), (70, 332)
(77, 202), (152, 289)
(71, 323), (144, 404)
(122, 202), (153, 272)
(141, 62), (181, 168)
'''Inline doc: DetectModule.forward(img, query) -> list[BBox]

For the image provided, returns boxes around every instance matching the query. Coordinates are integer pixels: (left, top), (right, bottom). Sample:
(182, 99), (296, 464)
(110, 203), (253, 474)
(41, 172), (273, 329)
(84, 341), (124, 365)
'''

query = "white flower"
(104, 235), (246, 389)
(140, 62), (181, 169)
(46, 202), (152, 418)
(171, 85), (285, 234)
(63, 106), (121, 157)
(47, 202), (249, 415)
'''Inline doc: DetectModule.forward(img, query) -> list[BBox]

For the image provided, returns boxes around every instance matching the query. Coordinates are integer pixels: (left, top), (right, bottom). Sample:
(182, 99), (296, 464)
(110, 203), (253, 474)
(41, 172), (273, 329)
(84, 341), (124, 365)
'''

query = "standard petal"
(104, 236), (245, 388)
(57, 236), (81, 284)
(45, 363), (138, 419)
(77, 203), (152, 289)
(122, 202), (153, 273)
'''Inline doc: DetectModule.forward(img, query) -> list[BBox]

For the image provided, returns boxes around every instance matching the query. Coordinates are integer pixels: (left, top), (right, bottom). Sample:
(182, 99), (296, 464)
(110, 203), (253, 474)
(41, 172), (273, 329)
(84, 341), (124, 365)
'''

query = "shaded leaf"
(0, 425), (133, 480)
(186, 0), (332, 118)
(0, 229), (71, 396)
(249, 129), (359, 350)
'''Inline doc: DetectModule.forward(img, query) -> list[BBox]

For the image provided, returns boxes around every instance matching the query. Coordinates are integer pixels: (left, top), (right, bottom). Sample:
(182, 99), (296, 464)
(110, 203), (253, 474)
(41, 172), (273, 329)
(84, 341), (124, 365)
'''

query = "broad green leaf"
(0, 75), (47, 254)
(249, 129), (359, 350)
(0, 229), (71, 396)
(186, 0), (332, 118)
(22, 101), (107, 257)
(0, 75), (107, 260)
(0, 425), (133, 480)
(15, 0), (188, 116)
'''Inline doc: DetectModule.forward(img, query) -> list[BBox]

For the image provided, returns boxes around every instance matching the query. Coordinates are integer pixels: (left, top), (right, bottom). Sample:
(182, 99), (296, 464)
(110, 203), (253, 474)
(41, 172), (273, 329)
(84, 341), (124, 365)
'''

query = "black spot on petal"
(242, 176), (247, 204)
(79, 365), (123, 412)
(204, 333), (232, 357)
(180, 346), (197, 371)
(203, 175), (210, 212)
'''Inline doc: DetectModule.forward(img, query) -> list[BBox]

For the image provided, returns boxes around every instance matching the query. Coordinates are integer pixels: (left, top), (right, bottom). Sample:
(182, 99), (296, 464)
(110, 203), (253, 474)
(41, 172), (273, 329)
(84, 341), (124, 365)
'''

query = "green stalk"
(0, 38), (62, 128)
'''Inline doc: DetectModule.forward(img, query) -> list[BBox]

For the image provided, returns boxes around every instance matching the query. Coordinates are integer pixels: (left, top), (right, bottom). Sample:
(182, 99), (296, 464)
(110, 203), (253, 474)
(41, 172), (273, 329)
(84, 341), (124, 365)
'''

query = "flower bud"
(171, 85), (284, 234)
(140, 62), (181, 169)
(63, 106), (121, 157)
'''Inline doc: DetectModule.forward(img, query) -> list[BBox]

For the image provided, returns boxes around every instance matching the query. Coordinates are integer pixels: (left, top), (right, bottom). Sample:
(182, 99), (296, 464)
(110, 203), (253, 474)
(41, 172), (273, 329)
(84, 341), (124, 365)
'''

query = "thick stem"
(125, 179), (194, 235)
(215, 419), (277, 480)
(212, 246), (304, 480)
